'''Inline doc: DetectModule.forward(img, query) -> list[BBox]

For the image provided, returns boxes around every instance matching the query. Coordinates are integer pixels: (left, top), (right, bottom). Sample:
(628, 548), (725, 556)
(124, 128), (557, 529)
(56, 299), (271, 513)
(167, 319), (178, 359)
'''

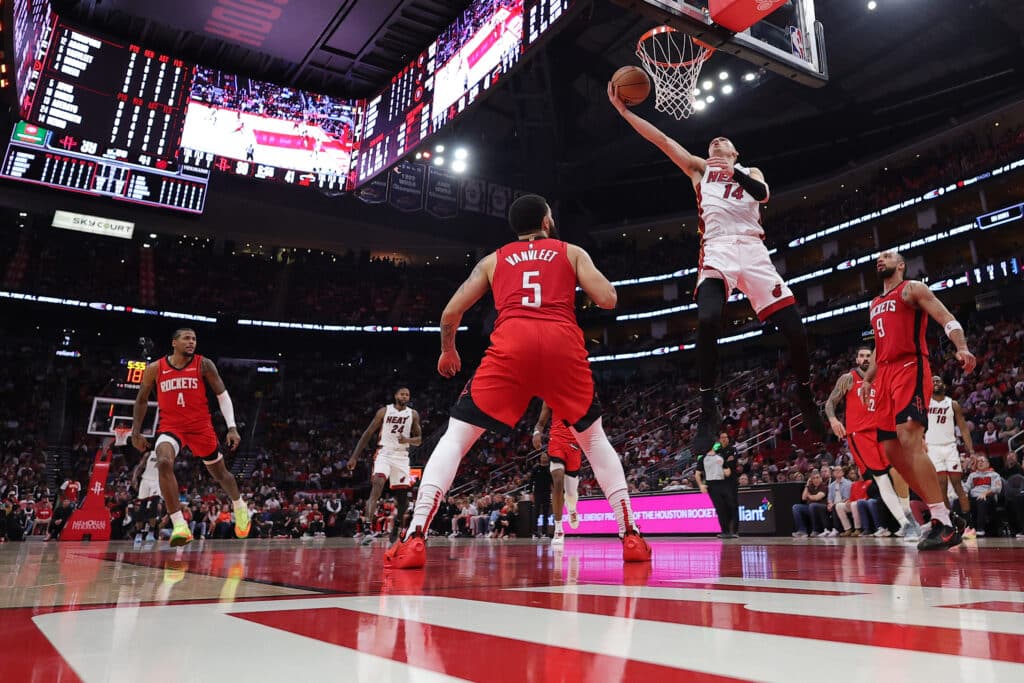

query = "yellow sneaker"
(169, 524), (193, 547)
(234, 505), (251, 539)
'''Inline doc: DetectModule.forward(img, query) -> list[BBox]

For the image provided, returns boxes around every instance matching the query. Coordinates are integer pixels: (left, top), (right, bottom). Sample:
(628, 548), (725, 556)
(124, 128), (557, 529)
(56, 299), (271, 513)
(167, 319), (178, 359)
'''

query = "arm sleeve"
(731, 166), (768, 201)
(216, 391), (236, 429)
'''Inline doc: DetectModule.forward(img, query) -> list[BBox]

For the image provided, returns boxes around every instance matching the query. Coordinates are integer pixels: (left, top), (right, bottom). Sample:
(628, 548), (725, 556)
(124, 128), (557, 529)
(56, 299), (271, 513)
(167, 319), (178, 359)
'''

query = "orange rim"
(637, 26), (714, 68)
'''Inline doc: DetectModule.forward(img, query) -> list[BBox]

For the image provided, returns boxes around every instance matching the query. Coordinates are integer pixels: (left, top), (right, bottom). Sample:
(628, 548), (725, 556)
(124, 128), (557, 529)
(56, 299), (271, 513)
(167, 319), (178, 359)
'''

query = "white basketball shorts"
(927, 443), (961, 474)
(138, 478), (161, 499)
(373, 449), (412, 489)
(696, 236), (795, 320)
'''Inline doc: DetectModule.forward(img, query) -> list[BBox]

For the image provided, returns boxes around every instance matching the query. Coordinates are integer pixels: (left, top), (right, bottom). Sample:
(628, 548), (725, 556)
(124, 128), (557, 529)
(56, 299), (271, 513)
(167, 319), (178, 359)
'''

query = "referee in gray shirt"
(695, 432), (739, 538)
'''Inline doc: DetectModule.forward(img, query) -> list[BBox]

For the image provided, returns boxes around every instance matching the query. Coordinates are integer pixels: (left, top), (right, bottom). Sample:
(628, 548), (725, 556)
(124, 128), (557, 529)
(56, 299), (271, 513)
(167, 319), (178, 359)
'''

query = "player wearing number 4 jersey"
(385, 194), (651, 569)
(608, 83), (825, 456)
(861, 250), (977, 551)
(131, 328), (249, 546)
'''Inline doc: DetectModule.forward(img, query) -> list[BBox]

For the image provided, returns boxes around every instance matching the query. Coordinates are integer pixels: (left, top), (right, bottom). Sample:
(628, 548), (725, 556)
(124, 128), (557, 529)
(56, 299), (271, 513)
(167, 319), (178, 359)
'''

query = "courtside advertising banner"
(52, 211), (135, 239)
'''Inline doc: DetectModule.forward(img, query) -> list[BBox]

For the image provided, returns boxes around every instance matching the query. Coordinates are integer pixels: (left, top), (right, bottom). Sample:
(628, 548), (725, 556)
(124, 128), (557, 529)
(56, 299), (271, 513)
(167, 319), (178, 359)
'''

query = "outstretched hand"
(607, 82), (627, 114)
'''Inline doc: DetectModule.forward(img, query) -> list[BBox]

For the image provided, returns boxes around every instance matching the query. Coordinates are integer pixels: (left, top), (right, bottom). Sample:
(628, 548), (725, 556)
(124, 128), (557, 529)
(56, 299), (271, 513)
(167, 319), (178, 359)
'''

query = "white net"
(114, 426), (131, 447)
(636, 27), (714, 121)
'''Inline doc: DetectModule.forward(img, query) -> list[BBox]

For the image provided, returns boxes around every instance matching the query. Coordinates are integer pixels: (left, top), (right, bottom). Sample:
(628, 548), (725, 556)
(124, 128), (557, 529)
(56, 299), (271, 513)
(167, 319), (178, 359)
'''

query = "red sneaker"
(622, 528), (652, 563)
(384, 527), (426, 570)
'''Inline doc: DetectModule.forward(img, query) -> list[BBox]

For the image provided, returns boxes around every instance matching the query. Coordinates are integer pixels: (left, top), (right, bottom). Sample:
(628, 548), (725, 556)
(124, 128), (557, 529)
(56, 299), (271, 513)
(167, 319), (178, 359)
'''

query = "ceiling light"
(435, 144), (445, 153)
(706, 95), (715, 103)
(415, 152), (422, 160)
(718, 71), (729, 80)
(692, 88), (701, 96)
(149, 233), (157, 238)
(694, 100), (707, 112)
(867, 1), (877, 10)
(18, 211), (27, 217)
(743, 72), (756, 82)
(454, 148), (468, 160)
(451, 159), (467, 173)
(722, 84), (734, 95)
(702, 80), (713, 90)
(434, 156), (445, 166)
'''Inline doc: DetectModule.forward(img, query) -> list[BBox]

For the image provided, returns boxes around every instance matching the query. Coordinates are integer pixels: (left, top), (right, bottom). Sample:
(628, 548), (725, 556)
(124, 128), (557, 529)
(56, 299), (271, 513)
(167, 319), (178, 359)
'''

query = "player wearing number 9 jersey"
(385, 194), (651, 569)
(131, 328), (249, 546)
(861, 250), (977, 550)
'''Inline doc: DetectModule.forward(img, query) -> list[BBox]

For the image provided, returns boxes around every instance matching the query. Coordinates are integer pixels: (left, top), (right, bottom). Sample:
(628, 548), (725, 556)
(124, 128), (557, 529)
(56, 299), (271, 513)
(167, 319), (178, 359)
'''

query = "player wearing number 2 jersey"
(131, 328), (249, 546)
(607, 83), (824, 457)
(861, 250), (977, 550)
(385, 194), (651, 569)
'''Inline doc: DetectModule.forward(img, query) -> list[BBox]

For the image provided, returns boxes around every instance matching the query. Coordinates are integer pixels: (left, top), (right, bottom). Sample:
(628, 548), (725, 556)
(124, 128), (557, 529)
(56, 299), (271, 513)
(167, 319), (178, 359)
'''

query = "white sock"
(564, 475), (579, 512)
(554, 519), (563, 533)
(233, 498), (246, 513)
(170, 511), (186, 527)
(874, 474), (905, 529)
(898, 497), (912, 516)
(571, 418), (636, 535)
(927, 503), (952, 526)
(406, 418), (484, 538)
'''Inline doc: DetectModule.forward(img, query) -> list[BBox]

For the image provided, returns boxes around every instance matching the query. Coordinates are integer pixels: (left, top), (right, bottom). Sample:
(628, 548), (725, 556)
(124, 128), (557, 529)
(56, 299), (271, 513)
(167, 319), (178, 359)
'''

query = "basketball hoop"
(114, 426), (132, 448)
(636, 26), (715, 121)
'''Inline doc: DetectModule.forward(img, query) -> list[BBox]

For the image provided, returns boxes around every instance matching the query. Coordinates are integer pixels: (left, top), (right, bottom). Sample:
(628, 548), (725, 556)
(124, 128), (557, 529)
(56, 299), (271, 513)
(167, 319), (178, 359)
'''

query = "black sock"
(696, 279), (727, 389)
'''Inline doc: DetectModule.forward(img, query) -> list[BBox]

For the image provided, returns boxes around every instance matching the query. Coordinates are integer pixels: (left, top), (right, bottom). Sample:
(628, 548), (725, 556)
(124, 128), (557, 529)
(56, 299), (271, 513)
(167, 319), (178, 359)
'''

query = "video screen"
(181, 67), (361, 187)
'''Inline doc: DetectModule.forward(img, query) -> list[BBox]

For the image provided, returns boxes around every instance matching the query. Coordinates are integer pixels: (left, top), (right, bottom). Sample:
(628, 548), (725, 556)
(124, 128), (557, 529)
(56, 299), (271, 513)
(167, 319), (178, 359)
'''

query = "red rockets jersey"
(156, 355), (211, 430)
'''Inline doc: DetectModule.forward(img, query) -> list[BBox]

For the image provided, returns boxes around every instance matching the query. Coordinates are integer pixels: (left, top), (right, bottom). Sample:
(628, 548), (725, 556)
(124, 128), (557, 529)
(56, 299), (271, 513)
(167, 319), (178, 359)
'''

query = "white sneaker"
(567, 509), (579, 530)
(962, 527), (976, 539)
(792, 531), (808, 538)
(551, 531), (565, 547)
(827, 529), (839, 537)
(872, 527), (891, 537)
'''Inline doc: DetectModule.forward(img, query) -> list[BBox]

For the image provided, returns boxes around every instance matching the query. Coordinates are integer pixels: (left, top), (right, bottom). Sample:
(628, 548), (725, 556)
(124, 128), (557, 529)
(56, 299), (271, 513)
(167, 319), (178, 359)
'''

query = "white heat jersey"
(378, 404), (413, 452)
(926, 397), (956, 446)
(141, 452), (159, 483)
(696, 162), (765, 241)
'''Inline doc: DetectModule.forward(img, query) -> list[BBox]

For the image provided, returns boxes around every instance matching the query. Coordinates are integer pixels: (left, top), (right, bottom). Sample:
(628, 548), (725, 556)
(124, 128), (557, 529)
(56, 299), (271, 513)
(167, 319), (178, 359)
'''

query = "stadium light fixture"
(415, 152), (423, 160)
(452, 159), (467, 173)
(743, 72), (757, 82)
(867, 1), (877, 10)
(435, 144), (445, 153)
(702, 80), (713, 90)
(718, 71), (729, 80)
(149, 233), (157, 239)
(706, 95), (715, 103)
(454, 148), (468, 160)
(434, 156), (445, 166)
(694, 100), (707, 111)
(722, 84), (734, 95)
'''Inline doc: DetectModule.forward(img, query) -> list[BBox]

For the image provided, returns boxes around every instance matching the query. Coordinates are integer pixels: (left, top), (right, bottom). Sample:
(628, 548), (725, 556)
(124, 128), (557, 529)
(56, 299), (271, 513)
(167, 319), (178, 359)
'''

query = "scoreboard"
(10, 0), (53, 117)
(1, 121), (210, 213)
(23, 21), (194, 171)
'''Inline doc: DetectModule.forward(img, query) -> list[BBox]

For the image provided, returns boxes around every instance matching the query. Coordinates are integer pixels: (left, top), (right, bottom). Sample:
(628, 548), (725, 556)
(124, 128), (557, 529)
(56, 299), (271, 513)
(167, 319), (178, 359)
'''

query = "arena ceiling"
(49, 0), (1024, 236)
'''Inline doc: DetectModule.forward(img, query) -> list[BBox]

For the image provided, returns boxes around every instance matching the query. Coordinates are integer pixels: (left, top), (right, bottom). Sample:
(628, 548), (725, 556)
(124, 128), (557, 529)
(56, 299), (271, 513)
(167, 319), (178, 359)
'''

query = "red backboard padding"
(709, 0), (790, 33)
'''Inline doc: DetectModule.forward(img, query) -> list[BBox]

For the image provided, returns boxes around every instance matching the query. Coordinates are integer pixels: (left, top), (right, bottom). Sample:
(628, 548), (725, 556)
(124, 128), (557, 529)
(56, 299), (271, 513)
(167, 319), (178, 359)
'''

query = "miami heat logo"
(772, 283), (783, 298)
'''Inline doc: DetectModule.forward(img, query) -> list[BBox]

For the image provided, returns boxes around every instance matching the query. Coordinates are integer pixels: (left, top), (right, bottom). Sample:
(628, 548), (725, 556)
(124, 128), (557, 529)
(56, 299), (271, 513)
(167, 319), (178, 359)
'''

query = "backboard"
(615, 0), (827, 87)
(87, 397), (159, 437)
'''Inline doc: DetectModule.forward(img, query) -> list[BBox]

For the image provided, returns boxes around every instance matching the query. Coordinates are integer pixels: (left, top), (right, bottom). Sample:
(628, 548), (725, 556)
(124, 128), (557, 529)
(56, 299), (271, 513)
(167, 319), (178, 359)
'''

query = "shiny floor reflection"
(2, 536), (1023, 682)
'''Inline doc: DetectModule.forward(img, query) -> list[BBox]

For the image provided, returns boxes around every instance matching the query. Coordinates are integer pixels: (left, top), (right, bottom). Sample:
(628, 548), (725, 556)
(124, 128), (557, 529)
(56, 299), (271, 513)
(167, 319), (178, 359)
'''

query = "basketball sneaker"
(691, 403), (721, 456)
(169, 524), (193, 547)
(621, 528), (652, 562)
(361, 532), (378, 545)
(962, 526), (977, 540)
(234, 505), (251, 539)
(916, 519), (963, 551)
(552, 529), (565, 547)
(384, 527), (426, 570)
(567, 507), (580, 530)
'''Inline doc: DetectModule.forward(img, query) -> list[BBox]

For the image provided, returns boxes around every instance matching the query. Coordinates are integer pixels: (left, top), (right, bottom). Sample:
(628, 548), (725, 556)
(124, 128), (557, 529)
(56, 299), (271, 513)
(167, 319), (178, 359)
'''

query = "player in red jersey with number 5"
(385, 194), (651, 568)
(860, 251), (976, 550)
(131, 328), (249, 546)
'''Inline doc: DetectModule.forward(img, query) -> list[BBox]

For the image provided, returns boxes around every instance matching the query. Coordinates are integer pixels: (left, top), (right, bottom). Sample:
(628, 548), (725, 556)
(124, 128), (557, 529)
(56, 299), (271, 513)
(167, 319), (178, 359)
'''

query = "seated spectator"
(1003, 473), (1024, 538)
(966, 455), (1002, 536)
(982, 422), (999, 446)
(998, 417), (1020, 443)
(32, 498), (52, 537)
(827, 466), (856, 537)
(791, 471), (828, 537)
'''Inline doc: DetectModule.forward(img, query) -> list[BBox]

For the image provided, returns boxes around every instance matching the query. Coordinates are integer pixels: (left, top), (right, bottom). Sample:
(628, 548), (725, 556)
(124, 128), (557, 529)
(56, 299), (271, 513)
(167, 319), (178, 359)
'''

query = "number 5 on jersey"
(522, 271), (542, 308)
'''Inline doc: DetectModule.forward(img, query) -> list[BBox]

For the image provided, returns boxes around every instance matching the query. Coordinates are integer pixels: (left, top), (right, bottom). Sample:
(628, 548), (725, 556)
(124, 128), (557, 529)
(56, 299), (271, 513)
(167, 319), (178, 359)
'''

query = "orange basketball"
(611, 66), (651, 106)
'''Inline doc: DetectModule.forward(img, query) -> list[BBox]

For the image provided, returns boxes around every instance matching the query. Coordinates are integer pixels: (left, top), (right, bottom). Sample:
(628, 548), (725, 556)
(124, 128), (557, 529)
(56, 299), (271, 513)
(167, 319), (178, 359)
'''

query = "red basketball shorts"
(155, 423), (221, 462)
(847, 430), (890, 475)
(548, 440), (582, 475)
(873, 356), (932, 441)
(451, 319), (598, 432)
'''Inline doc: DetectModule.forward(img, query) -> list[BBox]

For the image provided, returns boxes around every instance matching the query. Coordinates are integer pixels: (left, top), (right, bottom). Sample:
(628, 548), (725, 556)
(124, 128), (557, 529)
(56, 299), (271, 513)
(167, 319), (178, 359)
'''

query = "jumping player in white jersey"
(348, 387), (422, 543)
(608, 84), (825, 454)
(132, 450), (161, 500)
(926, 375), (976, 536)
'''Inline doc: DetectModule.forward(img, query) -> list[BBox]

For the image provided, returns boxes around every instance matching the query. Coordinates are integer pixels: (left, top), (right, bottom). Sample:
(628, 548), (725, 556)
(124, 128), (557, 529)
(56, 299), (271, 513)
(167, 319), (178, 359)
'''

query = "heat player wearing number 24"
(608, 83), (825, 455)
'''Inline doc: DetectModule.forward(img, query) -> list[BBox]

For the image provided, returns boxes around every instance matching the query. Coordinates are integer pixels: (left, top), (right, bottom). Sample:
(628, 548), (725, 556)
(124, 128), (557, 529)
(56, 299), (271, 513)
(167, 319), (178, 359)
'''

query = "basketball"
(611, 66), (651, 106)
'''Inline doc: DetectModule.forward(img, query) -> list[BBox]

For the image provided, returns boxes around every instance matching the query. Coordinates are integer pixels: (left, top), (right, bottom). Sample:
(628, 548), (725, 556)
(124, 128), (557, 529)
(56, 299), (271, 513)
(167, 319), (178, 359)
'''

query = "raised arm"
(608, 82), (706, 181)
(824, 373), (854, 438)
(348, 407), (386, 470)
(202, 357), (240, 450)
(567, 244), (616, 309)
(131, 362), (159, 452)
(903, 281), (976, 373)
(951, 400), (975, 456)
(438, 253), (496, 378)
(400, 410), (423, 447)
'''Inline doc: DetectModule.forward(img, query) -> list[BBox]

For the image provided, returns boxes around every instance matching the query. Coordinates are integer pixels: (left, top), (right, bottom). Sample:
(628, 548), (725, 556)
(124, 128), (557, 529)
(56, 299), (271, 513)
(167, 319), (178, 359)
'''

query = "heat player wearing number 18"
(385, 194), (651, 569)
(861, 250), (977, 551)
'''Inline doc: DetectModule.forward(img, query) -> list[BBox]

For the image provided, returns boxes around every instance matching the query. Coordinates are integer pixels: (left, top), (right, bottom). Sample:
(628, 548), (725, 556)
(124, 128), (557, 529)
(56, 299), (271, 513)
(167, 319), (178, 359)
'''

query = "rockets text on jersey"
(491, 238), (578, 329)
(845, 371), (876, 434)
(870, 281), (928, 364)
(156, 355), (211, 430)
(696, 163), (764, 241)
(926, 397), (956, 446)
(378, 404), (413, 452)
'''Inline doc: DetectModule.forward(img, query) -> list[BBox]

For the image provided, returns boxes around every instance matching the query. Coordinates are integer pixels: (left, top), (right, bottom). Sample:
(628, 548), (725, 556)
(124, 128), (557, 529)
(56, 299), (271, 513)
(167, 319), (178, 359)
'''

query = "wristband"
(944, 320), (963, 339)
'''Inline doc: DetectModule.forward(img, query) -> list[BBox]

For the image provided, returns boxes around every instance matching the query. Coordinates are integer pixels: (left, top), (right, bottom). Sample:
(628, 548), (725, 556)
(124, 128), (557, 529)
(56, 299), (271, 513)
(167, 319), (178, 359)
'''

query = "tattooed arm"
(438, 253), (496, 377)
